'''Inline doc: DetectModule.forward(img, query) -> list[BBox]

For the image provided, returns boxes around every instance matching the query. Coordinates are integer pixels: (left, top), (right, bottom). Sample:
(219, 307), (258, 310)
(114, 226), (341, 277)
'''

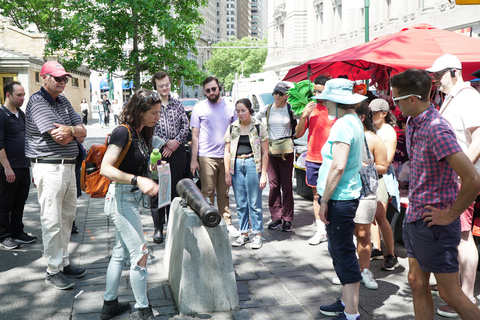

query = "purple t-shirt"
(190, 99), (237, 158)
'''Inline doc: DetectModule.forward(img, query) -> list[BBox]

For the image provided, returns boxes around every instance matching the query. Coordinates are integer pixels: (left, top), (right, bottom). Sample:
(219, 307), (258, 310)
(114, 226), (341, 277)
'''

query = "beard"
(207, 93), (220, 103)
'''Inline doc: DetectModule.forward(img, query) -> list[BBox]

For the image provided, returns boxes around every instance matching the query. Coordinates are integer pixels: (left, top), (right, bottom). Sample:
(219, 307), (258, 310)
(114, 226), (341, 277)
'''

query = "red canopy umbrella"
(283, 23), (480, 90)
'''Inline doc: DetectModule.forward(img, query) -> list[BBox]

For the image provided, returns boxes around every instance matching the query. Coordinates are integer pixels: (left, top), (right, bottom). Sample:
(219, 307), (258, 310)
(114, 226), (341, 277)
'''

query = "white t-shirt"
(440, 81), (480, 173)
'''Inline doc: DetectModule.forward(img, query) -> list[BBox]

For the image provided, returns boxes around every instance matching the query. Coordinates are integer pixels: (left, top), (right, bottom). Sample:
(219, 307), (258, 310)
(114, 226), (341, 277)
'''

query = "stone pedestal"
(164, 198), (239, 315)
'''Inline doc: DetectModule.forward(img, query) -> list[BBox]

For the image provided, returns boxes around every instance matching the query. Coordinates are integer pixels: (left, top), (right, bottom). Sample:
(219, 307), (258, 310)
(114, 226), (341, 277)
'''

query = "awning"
(99, 78), (109, 90)
(122, 80), (134, 89)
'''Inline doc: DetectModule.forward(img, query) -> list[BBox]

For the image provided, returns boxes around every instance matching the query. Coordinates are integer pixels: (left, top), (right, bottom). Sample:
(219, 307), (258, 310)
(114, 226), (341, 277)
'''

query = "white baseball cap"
(426, 54), (462, 73)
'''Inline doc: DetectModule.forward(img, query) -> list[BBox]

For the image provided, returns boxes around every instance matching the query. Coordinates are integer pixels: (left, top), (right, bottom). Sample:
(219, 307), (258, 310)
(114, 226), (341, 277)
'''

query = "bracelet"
(320, 199), (329, 204)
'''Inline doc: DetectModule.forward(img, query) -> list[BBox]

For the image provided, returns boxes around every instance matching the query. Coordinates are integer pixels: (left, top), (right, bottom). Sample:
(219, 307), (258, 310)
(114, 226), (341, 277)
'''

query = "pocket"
(104, 185), (116, 217)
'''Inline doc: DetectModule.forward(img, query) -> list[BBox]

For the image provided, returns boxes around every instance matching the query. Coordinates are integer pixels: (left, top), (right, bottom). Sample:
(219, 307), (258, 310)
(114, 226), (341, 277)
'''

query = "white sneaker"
(361, 268), (378, 290)
(251, 235), (262, 249)
(331, 276), (341, 285)
(227, 225), (241, 237)
(308, 232), (327, 245)
(232, 235), (249, 247)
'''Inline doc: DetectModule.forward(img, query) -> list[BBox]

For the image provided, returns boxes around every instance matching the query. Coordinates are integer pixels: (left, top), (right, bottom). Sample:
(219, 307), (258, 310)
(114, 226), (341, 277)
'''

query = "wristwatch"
(70, 126), (75, 135)
(131, 175), (138, 186)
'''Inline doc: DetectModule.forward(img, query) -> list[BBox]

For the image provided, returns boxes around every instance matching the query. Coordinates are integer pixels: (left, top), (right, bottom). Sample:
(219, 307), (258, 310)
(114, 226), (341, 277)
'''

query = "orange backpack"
(80, 124), (132, 198)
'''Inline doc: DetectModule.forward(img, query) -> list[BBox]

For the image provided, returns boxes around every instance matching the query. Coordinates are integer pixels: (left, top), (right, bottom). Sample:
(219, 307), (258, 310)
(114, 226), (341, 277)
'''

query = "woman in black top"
(100, 89), (160, 320)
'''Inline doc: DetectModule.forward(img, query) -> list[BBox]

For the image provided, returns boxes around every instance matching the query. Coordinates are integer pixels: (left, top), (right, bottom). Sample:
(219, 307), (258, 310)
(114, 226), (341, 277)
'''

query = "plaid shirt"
(405, 104), (462, 222)
(153, 95), (189, 144)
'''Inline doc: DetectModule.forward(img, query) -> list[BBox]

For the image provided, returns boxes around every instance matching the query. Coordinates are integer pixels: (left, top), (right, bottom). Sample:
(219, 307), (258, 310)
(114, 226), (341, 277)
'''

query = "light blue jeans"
(231, 158), (264, 234)
(103, 184), (149, 308)
(99, 111), (105, 126)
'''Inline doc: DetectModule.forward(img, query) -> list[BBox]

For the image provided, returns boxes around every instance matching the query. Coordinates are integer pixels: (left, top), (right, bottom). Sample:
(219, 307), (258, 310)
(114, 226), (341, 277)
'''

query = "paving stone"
(249, 307), (274, 320)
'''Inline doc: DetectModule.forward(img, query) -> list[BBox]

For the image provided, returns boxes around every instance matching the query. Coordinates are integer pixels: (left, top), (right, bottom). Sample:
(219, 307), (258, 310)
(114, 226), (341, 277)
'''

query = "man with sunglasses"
(391, 68), (480, 320)
(149, 71), (189, 243)
(190, 76), (240, 237)
(25, 61), (88, 290)
(425, 54), (480, 318)
(294, 75), (335, 245)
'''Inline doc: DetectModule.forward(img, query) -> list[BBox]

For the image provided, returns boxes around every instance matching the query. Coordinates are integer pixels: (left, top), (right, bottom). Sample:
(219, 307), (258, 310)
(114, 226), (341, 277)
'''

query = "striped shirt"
(153, 95), (189, 144)
(25, 87), (81, 158)
(255, 103), (294, 140)
(405, 104), (462, 222)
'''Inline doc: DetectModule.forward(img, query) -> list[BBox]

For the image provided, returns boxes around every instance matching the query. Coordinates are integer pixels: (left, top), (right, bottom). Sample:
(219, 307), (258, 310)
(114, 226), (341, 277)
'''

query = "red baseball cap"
(40, 61), (72, 77)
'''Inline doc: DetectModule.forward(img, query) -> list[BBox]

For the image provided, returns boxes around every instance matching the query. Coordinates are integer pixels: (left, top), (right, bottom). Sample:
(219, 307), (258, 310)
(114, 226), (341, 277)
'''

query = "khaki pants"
(198, 156), (231, 224)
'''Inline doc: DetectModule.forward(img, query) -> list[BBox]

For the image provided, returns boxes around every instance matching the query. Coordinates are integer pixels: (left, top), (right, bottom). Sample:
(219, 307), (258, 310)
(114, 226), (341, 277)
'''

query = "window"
(252, 10), (258, 13)
(217, 11), (219, 16)
(35, 72), (40, 83)
(84, 79), (86, 88)
(71, 77), (79, 87)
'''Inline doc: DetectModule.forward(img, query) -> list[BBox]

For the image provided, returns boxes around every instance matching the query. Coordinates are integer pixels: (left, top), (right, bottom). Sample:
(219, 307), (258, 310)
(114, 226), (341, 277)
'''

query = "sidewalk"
(0, 121), (474, 320)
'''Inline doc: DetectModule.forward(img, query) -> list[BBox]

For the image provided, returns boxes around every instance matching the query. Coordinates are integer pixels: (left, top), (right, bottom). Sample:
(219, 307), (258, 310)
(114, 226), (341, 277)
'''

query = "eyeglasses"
(313, 90), (322, 95)
(142, 91), (161, 102)
(392, 94), (422, 105)
(272, 91), (285, 96)
(157, 83), (171, 89)
(49, 75), (69, 84)
(204, 87), (218, 94)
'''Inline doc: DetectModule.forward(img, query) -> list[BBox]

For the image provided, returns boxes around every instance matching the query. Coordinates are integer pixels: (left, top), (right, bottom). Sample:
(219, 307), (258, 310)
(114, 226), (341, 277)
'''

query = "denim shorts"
(320, 197), (362, 285)
(305, 161), (322, 187)
(403, 218), (461, 273)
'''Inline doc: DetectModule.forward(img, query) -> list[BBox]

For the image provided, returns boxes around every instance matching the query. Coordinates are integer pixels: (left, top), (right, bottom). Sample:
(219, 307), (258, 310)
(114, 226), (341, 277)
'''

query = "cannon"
(176, 178), (222, 227)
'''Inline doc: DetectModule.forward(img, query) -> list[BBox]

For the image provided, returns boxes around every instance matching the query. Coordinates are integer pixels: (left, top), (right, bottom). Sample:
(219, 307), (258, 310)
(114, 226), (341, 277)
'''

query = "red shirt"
(306, 104), (336, 163)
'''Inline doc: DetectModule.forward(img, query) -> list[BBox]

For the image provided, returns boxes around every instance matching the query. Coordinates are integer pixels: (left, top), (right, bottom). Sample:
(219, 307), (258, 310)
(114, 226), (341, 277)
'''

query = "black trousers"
(150, 144), (186, 229)
(0, 167), (31, 241)
(82, 110), (88, 125)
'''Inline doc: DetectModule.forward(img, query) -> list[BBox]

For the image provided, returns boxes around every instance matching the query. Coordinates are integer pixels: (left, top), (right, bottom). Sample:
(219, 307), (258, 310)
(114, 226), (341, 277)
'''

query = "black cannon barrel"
(176, 178), (222, 227)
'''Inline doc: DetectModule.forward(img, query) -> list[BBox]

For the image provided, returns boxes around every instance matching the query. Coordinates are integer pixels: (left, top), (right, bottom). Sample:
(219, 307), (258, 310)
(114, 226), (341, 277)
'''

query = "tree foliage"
(204, 37), (268, 92)
(1, 0), (208, 90)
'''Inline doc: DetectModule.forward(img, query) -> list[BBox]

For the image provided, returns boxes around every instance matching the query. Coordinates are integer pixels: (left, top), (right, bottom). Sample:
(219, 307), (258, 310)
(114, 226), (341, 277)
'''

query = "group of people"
(3, 53), (480, 320)
(94, 95), (121, 128)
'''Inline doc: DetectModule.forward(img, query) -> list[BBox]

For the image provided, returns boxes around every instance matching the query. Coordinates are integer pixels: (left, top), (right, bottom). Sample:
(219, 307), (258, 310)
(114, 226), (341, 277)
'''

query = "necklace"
(136, 128), (149, 160)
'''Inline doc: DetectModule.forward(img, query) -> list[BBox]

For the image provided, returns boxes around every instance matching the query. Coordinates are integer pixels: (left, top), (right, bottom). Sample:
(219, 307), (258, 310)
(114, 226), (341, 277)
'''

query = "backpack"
(80, 124), (132, 198)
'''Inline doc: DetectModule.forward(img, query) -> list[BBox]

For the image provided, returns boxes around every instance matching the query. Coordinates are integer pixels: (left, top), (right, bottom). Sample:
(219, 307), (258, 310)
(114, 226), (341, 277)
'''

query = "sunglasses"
(50, 75), (69, 84)
(392, 94), (422, 106)
(205, 87), (218, 94)
(272, 91), (285, 96)
(430, 70), (449, 81)
(142, 91), (161, 102)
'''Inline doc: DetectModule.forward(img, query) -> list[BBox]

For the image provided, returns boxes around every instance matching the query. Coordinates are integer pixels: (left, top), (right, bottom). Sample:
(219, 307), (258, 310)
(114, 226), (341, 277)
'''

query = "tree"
(204, 37), (268, 92)
(1, 0), (208, 90)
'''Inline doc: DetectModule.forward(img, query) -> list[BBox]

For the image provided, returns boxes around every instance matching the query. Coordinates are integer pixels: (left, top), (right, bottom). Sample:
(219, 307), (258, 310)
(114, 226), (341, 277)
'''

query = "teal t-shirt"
(316, 113), (363, 200)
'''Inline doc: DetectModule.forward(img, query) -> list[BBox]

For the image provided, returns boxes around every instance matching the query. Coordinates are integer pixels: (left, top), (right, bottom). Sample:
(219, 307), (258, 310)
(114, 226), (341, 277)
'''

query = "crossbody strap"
(113, 124), (132, 168)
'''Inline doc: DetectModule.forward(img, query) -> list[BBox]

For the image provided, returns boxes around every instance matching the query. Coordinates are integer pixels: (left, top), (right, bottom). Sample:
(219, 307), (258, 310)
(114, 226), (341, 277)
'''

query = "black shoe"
(370, 248), (384, 260)
(268, 220), (282, 230)
(153, 227), (164, 244)
(71, 221), (79, 234)
(381, 254), (399, 271)
(45, 272), (74, 290)
(63, 264), (87, 278)
(281, 221), (292, 232)
(14, 233), (37, 244)
(101, 298), (130, 320)
(1, 237), (21, 249)
(138, 305), (155, 320)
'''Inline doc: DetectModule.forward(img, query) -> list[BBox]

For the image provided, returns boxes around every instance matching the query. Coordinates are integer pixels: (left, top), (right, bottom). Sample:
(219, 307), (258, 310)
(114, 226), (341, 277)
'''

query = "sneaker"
(430, 284), (439, 296)
(268, 220), (282, 230)
(227, 224), (241, 237)
(361, 268), (378, 290)
(381, 254), (399, 271)
(332, 312), (360, 320)
(251, 235), (263, 249)
(45, 272), (74, 290)
(308, 232), (327, 245)
(1, 237), (20, 250)
(319, 299), (345, 316)
(232, 235), (249, 247)
(370, 248), (384, 260)
(437, 305), (458, 318)
(281, 221), (292, 232)
(332, 276), (341, 285)
(14, 233), (37, 244)
(63, 264), (87, 278)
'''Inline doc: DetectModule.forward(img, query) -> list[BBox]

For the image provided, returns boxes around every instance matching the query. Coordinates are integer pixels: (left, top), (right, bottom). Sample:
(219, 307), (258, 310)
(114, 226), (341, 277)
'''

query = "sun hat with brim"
(40, 61), (72, 77)
(313, 78), (367, 105)
(471, 68), (480, 79)
(426, 54), (462, 73)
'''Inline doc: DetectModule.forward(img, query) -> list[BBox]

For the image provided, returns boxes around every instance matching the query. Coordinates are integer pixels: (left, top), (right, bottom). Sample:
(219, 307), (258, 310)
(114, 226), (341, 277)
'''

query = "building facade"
(265, 0), (480, 77)
(251, 0), (268, 39)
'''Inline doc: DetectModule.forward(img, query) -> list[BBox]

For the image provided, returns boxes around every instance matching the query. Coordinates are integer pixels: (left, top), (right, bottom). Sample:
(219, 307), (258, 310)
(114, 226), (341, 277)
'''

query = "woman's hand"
(225, 172), (232, 187)
(137, 176), (159, 197)
(259, 173), (267, 190)
(319, 202), (329, 225)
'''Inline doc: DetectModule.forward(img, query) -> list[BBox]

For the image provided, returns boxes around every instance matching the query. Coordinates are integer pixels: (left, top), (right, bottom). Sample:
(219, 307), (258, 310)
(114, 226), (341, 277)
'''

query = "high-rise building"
(251, 0), (267, 39)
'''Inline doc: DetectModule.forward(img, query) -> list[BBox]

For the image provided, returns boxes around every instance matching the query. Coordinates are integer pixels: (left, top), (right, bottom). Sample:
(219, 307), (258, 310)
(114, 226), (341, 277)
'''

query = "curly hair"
(119, 89), (159, 146)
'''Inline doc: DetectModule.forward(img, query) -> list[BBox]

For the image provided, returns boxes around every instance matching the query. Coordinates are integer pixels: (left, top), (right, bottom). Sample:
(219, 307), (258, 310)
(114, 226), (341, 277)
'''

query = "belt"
(237, 153), (253, 159)
(31, 158), (76, 164)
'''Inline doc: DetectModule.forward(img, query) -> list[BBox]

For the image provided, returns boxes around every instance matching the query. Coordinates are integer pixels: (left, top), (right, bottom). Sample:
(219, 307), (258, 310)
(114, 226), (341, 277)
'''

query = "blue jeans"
(320, 197), (362, 285)
(99, 111), (105, 125)
(104, 184), (149, 308)
(232, 158), (264, 234)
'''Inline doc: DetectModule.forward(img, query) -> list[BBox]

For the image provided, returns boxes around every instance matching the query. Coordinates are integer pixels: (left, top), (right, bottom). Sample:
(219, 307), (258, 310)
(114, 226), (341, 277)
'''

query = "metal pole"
(365, 0), (370, 87)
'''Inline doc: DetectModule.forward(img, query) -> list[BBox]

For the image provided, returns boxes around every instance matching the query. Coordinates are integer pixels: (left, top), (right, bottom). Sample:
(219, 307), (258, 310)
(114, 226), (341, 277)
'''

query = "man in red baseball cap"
(25, 60), (87, 290)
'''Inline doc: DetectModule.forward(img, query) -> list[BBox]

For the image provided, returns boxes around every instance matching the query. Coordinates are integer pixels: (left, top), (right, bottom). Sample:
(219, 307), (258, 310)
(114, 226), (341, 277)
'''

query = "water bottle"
(150, 148), (162, 180)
